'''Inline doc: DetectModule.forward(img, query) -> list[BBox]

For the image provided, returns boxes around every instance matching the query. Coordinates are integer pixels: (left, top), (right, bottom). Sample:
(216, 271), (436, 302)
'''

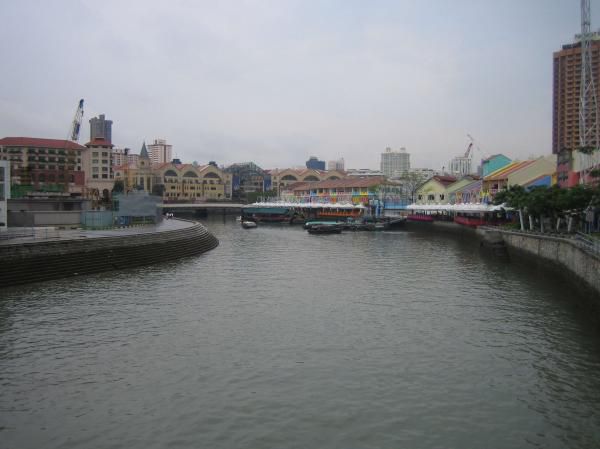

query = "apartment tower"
(147, 139), (173, 165)
(552, 35), (600, 154)
(380, 147), (410, 178)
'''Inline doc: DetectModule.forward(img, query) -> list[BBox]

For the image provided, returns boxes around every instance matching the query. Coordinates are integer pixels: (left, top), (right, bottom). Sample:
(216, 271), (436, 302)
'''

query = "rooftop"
(0, 137), (86, 150)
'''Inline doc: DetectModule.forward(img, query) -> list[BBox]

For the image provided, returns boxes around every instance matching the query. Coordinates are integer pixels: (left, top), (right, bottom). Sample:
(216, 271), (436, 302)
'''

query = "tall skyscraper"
(448, 155), (472, 177)
(89, 114), (113, 144)
(327, 158), (345, 171)
(147, 138), (173, 165)
(552, 34), (600, 154)
(306, 156), (325, 170)
(380, 147), (410, 178)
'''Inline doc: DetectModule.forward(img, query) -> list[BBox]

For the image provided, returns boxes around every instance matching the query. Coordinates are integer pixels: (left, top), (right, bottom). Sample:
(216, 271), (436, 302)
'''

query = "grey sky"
(0, 1), (597, 170)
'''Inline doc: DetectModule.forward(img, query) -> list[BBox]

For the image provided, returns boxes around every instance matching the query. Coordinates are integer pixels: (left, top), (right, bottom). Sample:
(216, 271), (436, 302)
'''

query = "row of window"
(91, 152), (110, 157)
(169, 185), (219, 190)
(27, 174), (75, 183)
(165, 192), (223, 198)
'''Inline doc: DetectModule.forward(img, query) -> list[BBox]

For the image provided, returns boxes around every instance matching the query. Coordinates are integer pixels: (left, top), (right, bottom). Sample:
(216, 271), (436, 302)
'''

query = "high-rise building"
(380, 147), (410, 178)
(552, 34), (600, 154)
(448, 155), (472, 177)
(147, 138), (172, 165)
(89, 114), (113, 144)
(306, 156), (325, 170)
(327, 158), (345, 171)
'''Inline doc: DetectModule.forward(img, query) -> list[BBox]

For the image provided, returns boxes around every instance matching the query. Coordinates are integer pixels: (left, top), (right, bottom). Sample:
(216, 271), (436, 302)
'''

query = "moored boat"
(241, 221), (257, 229)
(307, 224), (343, 234)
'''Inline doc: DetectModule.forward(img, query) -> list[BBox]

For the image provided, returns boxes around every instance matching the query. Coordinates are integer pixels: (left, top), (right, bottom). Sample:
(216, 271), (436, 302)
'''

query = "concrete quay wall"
(477, 227), (600, 297)
(0, 221), (219, 288)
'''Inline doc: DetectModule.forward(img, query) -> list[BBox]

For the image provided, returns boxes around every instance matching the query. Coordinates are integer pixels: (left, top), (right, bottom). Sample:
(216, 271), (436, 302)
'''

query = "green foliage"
(577, 145), (596, 155)
(494, 183), (597, 219)
(245, 189), (277, 204)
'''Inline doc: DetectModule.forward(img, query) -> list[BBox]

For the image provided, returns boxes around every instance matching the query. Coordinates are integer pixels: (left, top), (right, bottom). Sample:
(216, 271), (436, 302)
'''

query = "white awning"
(406, 203), (508, 213)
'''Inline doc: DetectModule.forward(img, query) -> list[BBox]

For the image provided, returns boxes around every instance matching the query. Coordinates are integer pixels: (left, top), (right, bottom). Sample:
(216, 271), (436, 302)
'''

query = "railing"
(575, 232), (600, 256)
(0, 227), (60, 240)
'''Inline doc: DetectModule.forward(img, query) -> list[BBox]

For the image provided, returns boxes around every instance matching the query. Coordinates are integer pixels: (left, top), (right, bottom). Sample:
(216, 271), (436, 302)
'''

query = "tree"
(397, 172), (426, 204)
(494, 185), (528, 230)
(112, 180), (124, 194)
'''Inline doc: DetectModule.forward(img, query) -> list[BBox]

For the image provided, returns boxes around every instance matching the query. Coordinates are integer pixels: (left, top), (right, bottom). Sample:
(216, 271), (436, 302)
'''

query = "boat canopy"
(406, 203), (509, 213)
(246, 201), (366, 210)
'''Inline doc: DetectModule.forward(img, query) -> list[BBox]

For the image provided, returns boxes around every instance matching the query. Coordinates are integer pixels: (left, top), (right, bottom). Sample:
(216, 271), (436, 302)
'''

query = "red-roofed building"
(269, 168), (346, 195)
(0, 137), (86, 196)
(285, 176), (403, 205)
(415, 175), (458, 204)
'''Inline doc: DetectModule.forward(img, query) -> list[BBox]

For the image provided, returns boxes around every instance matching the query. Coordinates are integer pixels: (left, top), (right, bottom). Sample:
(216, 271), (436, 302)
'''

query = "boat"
(303, 220), (339, 230)
(307, 224), (343, 234)
(241, 221), (257, 229)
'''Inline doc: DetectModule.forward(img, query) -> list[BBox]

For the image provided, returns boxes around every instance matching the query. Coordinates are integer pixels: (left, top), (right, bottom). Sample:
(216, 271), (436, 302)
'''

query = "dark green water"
(1, 217), (600, 448)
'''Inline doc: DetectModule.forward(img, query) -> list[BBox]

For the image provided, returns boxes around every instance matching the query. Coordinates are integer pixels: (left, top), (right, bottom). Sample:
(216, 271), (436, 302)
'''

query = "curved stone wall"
(0, 221), (219, 288)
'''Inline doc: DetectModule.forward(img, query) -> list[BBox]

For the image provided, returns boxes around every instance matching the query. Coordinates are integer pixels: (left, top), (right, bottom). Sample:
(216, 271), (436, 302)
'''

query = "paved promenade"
(0, 219), (194, 246)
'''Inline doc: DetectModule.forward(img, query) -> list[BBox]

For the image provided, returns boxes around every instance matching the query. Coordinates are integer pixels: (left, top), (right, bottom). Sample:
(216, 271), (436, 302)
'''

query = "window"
(102, 160), (108, 164)
(92, 167), (99, 173)
(428, 194), (435, 201)
(439, 194), (445, 200)
(92, 159), (98, 164)
(102, 174), (108, 179)
(102, 167), (108, 172)
(102, 152), (108, 157)
(92, 152), (98, 157)
(92, 174), (99, 179)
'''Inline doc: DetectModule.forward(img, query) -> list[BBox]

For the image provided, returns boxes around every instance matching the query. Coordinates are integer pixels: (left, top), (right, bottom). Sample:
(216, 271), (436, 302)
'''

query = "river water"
(1, 217), (600, 449)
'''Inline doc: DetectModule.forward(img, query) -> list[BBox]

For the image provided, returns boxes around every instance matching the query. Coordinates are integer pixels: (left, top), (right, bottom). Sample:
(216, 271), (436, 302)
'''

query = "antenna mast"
(579, 0), (599, 181)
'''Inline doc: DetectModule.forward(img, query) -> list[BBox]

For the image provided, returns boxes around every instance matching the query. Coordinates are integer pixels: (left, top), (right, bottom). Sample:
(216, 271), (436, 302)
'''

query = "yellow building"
(114, 159), (232, 202)
(268, 168), (345, 195)
(415, 176), (457, 204)
(154, 163), (231, 201)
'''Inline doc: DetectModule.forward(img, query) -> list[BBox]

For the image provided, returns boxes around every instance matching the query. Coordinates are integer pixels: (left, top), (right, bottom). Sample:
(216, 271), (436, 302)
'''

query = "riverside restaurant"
(406, 203), (509, 227)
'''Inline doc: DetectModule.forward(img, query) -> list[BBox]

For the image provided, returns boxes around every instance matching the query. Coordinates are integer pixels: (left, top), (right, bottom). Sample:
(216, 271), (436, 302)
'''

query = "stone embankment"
(0, 220), (219, 288)
(477, 227), (600, 297)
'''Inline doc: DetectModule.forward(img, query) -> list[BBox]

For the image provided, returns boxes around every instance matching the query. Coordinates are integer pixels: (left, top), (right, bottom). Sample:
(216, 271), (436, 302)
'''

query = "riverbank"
(477, 226), (600, 298)
(0, 219), (219, 287)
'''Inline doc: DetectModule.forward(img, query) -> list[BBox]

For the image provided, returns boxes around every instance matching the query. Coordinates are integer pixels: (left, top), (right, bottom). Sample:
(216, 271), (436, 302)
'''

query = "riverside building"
(0, 137), (86, 197)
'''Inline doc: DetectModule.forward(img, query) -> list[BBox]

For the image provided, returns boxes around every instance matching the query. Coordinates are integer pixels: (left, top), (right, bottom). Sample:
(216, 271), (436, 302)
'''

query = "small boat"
(307, 224), (343, 234)
(241, 221), (257, 229)
(303, 220), (339, 230)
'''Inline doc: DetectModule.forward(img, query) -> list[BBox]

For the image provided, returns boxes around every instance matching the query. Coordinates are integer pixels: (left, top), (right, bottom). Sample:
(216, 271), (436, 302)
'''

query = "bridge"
(159, 202), (245, 216)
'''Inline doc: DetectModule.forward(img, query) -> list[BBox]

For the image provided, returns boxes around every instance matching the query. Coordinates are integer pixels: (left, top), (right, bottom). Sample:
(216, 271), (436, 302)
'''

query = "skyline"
(1, 1), (599, 170)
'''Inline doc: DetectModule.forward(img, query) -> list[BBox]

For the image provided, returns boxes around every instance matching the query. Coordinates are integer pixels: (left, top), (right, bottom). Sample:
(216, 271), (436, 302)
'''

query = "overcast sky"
(1, 1), (598, 170)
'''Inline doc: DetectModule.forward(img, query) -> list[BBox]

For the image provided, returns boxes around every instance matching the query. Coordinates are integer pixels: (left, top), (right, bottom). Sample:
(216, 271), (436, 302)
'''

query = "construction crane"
(62, 99), (84, 196)
(579, 0), (600, 183)
(69, 99), (85, 142)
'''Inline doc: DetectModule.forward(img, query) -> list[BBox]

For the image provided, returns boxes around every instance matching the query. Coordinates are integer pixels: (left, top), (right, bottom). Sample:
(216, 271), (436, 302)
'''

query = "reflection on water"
(1, 217), (600, 449)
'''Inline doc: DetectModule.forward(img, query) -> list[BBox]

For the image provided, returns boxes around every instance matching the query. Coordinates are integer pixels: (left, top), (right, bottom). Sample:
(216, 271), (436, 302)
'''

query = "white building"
(346, 168), (384, 177)
(147, 138), (173, 165)
(381, 147), (410, 178)
(448, 155), (473, 177)
(327, 158), (345, 171)
(112, 148), (139, 167)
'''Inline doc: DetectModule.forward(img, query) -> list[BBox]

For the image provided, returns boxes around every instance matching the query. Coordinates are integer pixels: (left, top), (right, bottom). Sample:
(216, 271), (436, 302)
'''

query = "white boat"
(241, 221), (257, 229)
